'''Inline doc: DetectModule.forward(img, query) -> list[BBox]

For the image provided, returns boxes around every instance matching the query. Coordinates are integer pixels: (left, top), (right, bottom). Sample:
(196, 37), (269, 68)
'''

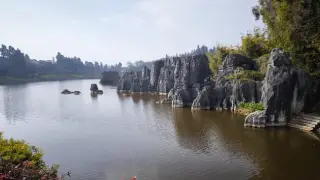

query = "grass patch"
(239, 102), (264, 113)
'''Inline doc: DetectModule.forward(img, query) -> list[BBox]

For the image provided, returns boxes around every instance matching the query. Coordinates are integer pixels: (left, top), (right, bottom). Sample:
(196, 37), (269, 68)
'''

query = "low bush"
(0, 132), (69, 179)
(239, 102), (264, 112)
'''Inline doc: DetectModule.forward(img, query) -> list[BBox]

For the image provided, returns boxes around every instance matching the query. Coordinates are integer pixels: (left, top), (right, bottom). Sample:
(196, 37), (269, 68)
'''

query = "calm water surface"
(0, 80), (319, 180)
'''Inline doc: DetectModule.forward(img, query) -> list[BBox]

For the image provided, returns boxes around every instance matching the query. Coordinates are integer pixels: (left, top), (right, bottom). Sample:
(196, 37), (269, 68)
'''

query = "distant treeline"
(0, 44), (215, 81)
(0, 44), (125, 79)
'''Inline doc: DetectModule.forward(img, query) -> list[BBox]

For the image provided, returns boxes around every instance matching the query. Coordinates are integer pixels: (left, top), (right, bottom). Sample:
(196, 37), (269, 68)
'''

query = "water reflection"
(0, 83), (319, 180)
(116, 92), (131, 101)
(90, 93), (98, 99)
(131, 95), (141, 105)
(2, 85), (27, 123)
(172, 109), (213, 154)
(171, 107), (320, 180)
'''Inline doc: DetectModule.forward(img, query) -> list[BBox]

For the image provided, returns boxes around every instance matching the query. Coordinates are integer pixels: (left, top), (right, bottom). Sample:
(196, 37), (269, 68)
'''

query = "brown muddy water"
(0, 79), (319, 180)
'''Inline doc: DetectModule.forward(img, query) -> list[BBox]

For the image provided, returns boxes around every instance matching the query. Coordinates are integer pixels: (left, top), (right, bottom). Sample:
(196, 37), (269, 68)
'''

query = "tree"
(0, 45), (9, 58)
(241, 28), (270, 59)
(253, 0), (320, 74)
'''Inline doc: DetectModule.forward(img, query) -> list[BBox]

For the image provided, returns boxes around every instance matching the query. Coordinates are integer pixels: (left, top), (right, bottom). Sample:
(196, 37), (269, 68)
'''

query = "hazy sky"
(0, 0), (263, 64)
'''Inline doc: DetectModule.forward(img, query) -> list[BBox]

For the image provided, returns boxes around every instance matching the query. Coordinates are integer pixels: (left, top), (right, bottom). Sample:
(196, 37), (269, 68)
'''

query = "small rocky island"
(90, 84), (103, 94)
(113, 48), (320, 130)
(61, 89), (81, 95)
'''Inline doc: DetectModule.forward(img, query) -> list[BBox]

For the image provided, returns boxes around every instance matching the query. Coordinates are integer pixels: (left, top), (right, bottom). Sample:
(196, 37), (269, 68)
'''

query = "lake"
(0, 79), (319, 180)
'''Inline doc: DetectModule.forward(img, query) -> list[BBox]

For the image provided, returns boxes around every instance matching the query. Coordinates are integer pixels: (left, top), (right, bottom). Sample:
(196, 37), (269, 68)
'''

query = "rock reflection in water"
(172, 109), (214, 154)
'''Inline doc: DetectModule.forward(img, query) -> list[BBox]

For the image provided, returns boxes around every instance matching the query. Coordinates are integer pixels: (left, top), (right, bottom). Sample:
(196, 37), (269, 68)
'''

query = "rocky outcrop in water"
(149, 60), (164, 92)
(172, 55), (212, 107)
(191, 54), (261, 110)
(90, 84), (99, 91)
(91, 84), (103, 94)
(117, 54), (262, 110)
(61, 89), (81, 95)
(158, 58), (176, 94)
(117, 66), (151, 93)
(244, 48), (312, 127)
(117, 55), (211, 99)
(100, 71), (120, 85)
(61, 89), (72, 94)
(115, 48), (320, 131)
(117, 72), (135, 92)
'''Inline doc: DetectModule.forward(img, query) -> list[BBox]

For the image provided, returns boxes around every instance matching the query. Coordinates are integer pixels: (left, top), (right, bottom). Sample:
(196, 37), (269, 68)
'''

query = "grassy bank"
(0, 132), (68, 179)
(0, 74), (99, 85)
(236, 102), (264, 116)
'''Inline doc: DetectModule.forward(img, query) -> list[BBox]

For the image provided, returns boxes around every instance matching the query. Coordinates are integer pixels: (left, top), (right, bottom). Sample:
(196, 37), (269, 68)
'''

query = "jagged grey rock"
(231, 80), (261, 109)
(244, 111), (266, 128)
(150, 60), (164, 91)
(90, 84), (99, 92)
(117, 72), (135, 91)
(172, 55), (212, 107)
(191, 85), (213, 110)
(222, 54), (257, 70)
(191, 54), (260, 110)
(141, 66), (151, 79)
(158, 58), (176, 94)
(245, 48), (311, 127)
(117, 66), (151, 93)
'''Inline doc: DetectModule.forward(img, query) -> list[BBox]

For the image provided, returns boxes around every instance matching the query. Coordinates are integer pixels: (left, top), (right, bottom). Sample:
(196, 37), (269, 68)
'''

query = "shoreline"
(0, 76), (100, 85)
(117, 91), (254, 116)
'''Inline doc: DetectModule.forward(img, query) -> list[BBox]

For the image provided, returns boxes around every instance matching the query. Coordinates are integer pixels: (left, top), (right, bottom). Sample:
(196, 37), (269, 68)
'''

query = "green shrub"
(0, 132), (69, 179)
(239, 102), (264, 112)
(226, 70), (265, 82)
(207, 45), (244, 78)
(241, 28), (271, 59)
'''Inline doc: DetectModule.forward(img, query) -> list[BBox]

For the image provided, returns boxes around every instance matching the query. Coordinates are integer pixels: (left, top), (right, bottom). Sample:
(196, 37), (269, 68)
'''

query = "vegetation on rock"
(207, 28), (270, 78)
(226, 69), (265, 82)
(0, 132), (68, 179)
(206, 45), (243, 77)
